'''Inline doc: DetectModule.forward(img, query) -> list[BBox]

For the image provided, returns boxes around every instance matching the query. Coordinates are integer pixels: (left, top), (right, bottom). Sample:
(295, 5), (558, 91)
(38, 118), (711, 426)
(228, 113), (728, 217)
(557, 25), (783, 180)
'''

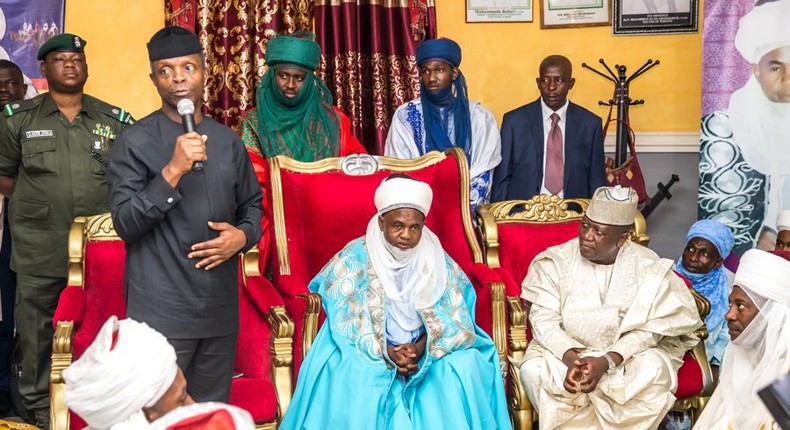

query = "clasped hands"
(562, 349), (621, 394)
(387, 334), (427, 377)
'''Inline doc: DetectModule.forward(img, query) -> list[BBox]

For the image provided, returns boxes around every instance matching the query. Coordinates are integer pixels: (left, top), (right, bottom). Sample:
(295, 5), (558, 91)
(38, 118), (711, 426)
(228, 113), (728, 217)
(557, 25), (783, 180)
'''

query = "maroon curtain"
(165, 0), (313, 131)
(315, 0), (436, 154)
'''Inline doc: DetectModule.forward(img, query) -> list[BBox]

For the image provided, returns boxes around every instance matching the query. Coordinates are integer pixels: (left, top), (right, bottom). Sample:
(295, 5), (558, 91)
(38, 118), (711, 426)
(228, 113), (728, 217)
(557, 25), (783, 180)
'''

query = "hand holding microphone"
(176, 99), (204, 172)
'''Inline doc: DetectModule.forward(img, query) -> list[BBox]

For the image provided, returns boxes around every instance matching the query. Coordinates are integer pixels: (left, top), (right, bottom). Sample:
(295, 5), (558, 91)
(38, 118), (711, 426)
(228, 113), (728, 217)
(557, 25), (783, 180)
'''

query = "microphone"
(176, 99), (203, 172)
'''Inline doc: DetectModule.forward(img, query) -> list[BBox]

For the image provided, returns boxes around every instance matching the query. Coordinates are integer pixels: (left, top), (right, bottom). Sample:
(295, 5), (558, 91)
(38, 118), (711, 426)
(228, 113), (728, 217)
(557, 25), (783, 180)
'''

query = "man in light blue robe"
(280, 175), (511, 429)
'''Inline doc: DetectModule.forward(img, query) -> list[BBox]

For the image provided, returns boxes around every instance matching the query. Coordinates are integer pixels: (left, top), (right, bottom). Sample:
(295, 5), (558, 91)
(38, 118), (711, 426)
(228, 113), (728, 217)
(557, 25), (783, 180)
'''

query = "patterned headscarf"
(255, 32), (340, 162)
(415, 38), (472, 159)
(675, 219), (734, 333)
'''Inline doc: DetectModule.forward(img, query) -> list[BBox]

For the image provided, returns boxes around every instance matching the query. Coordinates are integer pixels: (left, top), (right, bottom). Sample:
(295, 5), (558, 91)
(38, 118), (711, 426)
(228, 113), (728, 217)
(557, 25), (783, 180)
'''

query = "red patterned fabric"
(164, 0), (196, 28)
(266, 152), (501, 376)
(165, 0), (313, 131)
(314, 0), (437, 154)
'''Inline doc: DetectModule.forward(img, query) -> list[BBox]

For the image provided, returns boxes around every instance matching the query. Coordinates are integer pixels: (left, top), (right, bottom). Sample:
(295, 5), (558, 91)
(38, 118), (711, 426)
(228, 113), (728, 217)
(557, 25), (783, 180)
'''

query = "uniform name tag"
(25, 130), (54, 139)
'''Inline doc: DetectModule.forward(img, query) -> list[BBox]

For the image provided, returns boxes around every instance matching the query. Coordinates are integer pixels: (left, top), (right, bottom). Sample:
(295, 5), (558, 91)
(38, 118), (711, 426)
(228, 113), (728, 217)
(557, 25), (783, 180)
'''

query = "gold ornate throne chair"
(476, 195), (714, 429)
(263, 148), (519, 419)
(49, 213), (294, 430)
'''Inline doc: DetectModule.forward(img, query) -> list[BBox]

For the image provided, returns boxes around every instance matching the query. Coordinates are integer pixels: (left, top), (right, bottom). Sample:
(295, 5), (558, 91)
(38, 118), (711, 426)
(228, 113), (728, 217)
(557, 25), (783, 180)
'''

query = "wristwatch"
(603, 353), (617, 374)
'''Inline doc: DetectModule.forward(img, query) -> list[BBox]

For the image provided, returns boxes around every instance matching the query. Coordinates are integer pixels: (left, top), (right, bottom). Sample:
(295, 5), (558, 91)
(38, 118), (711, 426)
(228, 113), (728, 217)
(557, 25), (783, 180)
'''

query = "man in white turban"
(280, 174), (511, 429)
(694, 249), (790, 430)
(519, 186), (702, 430)
(699, 0), (790, 255)
(63, 316), (194, 429)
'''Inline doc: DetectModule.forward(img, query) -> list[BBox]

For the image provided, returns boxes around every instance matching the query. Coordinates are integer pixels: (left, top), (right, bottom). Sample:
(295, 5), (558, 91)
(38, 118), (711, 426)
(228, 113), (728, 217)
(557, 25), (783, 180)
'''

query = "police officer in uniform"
(0, 33), (134, 429)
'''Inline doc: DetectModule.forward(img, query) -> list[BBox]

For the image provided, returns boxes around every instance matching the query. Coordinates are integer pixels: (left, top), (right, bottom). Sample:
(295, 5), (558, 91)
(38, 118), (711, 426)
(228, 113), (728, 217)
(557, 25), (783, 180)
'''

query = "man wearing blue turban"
(384, 38), (501, 213)
(675, 219), (735, 378)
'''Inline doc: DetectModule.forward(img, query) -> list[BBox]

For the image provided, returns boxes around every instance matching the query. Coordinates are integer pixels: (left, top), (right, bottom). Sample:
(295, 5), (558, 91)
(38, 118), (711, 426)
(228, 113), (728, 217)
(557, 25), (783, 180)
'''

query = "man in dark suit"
(492, 55), (605, 201)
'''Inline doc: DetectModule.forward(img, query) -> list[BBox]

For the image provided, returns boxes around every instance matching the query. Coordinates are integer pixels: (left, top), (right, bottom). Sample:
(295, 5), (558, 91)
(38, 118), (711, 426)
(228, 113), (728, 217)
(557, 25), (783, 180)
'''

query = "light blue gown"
(280, 238), (511, 429)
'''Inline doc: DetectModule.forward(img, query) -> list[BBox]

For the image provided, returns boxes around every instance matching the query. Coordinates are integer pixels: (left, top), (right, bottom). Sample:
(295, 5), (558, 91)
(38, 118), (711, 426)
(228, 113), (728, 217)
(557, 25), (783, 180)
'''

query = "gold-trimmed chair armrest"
(489, 281), (508, 374)
(296, 293), (322, 360)
(506, 297), (533, 430)
(242, 246), (261, 280)
(50, 321), (75, 430)
(67, 217), (87, 288)
(266, 306), (294, 422)
(688, 288), (716, 398)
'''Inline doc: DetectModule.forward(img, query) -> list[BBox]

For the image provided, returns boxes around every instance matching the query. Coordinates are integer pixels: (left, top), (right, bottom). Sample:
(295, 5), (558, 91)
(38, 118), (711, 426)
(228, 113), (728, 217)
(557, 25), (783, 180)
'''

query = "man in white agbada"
(693, 249), (790, 430)
(519, 186), (702, 430)
(698, 0), (790, 254)
(63, 316), (194, 429)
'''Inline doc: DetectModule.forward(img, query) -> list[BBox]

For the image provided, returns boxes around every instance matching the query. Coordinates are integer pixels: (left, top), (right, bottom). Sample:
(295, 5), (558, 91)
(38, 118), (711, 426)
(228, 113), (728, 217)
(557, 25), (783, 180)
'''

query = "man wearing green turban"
(239, 32), (365, 162)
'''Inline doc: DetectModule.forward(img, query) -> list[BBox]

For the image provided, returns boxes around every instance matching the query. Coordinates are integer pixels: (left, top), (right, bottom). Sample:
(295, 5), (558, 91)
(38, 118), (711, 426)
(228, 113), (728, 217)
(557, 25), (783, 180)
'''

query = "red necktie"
(545, 112), (564, 195)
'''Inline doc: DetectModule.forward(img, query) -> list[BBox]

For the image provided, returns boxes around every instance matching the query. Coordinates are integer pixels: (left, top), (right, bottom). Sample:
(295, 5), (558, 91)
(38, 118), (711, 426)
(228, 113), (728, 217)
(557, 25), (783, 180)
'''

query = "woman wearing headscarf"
(675, 219), (735, 378)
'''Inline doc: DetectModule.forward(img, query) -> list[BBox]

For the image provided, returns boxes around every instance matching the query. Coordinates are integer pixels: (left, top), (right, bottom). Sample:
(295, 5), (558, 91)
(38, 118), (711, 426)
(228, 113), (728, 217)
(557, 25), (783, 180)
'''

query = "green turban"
(266, 32), (321, 71)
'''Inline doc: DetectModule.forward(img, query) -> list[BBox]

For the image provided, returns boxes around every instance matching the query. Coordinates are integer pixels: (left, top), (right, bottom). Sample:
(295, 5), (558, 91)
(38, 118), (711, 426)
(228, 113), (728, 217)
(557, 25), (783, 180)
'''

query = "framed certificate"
(466, 0), (533, 23)
(613, 0), (699, 35)
(540, 0), (610, 28)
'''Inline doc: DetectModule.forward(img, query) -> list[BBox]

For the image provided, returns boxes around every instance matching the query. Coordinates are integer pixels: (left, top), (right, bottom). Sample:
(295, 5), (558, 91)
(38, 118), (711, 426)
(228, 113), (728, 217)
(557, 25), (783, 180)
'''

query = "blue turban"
(414, 38), (471, 164)
(416, 38), (462, 67)
(674, 219), (735, 365)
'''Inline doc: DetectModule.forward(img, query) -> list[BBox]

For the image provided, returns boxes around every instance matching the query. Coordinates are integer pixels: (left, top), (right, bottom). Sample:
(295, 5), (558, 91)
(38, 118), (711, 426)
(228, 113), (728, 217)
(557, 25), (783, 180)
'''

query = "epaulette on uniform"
(3, 98), (37, 118)
(94, 100), (136, 126)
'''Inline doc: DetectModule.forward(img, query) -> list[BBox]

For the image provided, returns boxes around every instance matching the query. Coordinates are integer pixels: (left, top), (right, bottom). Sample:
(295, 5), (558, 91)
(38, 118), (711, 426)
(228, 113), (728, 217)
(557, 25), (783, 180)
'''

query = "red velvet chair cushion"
(269, 156), (476, 295)
(674, 352), (704, 399)
(71, 239), (128, 359)
(52, 286), (87, 328)
(53, 239), (127, 430)
(496, 221), (581, 288)
(229, 377), (277, 423)
(224, 266), (282, 423)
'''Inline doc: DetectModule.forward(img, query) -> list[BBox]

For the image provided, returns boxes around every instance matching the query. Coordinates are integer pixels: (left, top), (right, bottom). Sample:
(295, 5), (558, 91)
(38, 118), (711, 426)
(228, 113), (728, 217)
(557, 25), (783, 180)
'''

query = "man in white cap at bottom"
(63, 316), (254, 430)
(519, 185), (702, 430)
(694, 249), (790, 430)
(280, 174), (510, 429)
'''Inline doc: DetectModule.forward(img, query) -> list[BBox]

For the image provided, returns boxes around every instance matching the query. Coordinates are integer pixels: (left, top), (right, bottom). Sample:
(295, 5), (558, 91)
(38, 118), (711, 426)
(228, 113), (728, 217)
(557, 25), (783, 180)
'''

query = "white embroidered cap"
(586, 185), (638, 226)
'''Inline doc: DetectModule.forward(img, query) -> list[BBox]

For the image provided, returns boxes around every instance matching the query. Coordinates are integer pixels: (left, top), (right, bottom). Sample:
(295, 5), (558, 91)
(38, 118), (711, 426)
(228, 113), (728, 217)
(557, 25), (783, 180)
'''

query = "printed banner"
(698, 0), (790, 256)
(0, 0), (65, 93)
